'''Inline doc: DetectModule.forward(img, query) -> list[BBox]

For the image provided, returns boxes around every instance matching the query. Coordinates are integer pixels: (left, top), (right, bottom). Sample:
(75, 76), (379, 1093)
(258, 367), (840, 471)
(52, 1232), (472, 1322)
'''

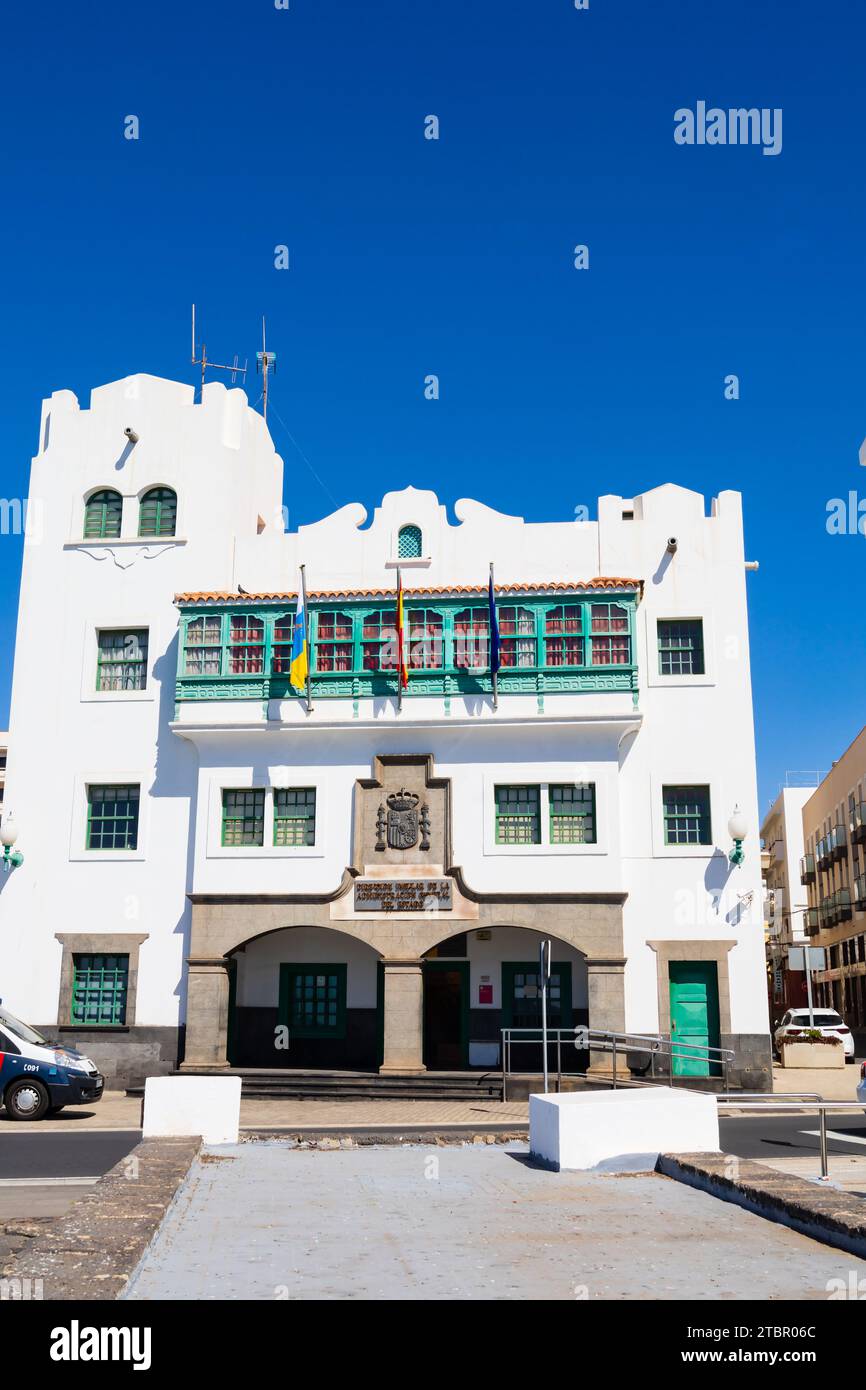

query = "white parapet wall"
(142, 1076), (242, 1144)
(529, 1087), (720, 1172)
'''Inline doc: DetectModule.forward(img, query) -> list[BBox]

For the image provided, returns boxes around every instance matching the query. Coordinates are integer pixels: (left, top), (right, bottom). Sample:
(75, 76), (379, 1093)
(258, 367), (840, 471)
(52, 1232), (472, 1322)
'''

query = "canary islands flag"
(289, 589), (308, 692)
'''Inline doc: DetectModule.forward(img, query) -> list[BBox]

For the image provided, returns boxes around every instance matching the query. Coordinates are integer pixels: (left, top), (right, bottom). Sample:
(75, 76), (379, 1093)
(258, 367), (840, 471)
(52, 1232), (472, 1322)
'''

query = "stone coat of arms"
(375, 788), (431, 851)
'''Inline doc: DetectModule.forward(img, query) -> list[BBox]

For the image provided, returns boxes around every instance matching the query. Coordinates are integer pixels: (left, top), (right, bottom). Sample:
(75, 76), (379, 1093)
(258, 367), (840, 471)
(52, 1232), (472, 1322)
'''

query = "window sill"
(59, 1025), (130, 1033)
(64, 537), (187, 549)
(384, 557), (431, 569)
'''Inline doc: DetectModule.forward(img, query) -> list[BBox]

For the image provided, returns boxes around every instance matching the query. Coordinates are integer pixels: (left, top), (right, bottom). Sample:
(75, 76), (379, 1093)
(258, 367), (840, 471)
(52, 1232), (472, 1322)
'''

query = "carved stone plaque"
(353, 878), (453, 913)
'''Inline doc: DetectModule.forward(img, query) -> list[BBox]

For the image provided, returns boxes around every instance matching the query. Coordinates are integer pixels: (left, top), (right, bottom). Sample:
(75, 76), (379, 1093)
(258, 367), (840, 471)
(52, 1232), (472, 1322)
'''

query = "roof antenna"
(256, 315), (277, 422)
(191, 304), (248, 399)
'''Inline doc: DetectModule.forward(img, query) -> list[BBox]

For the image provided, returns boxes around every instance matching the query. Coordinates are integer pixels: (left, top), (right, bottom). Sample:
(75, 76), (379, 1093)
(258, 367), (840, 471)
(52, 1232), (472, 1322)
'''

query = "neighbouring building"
(801, 727), (866, 1047)
(0, 374), (771, 1089)
(761, 785), (816, 1019)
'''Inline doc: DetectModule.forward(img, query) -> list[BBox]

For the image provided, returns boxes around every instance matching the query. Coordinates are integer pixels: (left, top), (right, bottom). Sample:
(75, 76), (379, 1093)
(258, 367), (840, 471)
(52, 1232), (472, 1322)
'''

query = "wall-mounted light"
(728, 805), (748, 866)
(123, 427), (139, 444)
(0, 815), (23, 871)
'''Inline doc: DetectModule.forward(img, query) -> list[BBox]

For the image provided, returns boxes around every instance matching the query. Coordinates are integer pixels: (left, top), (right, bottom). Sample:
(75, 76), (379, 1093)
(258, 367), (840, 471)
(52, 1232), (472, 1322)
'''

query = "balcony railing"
(800, 853), (815, 884)
(850, 803), (866, 846)
(834, 887), (853, 924)
(804, 907), (820, 936)
(816, 836), (830, 869)
(828, 824), (848, 863)
(855, 873), (866, 911)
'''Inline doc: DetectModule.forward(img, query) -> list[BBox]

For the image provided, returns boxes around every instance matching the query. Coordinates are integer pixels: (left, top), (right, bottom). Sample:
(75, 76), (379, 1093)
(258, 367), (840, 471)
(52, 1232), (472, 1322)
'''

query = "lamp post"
(0, 815), (23, 872)
(727, 805), (748, 866)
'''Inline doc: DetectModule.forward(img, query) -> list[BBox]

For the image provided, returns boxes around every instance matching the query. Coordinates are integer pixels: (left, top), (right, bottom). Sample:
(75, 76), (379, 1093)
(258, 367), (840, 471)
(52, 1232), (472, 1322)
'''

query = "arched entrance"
(227, 925), (383, 1070)
(421, 925), (588, 1072)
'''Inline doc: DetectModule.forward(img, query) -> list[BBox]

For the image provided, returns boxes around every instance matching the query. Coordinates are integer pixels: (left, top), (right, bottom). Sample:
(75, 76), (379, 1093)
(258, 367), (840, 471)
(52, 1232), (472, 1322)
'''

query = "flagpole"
(397, 565), (403, 713)
(300, 563), (313, 715)
(490, 560), (499, 711)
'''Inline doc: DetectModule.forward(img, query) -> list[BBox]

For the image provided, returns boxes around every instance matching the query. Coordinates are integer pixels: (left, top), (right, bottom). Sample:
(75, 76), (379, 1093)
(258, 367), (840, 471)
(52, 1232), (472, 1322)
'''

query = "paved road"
(721, 1113), (866, 1159)
(125, 1141), (866, 1301)
(0, 1129), (141, 1181)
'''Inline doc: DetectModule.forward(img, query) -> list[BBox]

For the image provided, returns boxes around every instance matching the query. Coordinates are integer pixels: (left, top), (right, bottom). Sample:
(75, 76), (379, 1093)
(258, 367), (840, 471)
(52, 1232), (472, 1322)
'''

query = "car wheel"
(4, 1078), (50, 1122)
(846, 1056), (855, 1064)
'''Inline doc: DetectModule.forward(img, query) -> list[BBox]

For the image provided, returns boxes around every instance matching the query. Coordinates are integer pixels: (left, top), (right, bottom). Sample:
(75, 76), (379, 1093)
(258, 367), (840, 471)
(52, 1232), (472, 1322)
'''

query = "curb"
(243, 1126), (528, 1145)
(0, 1136), (201, 1301)
(658, 1151), (866, 1260)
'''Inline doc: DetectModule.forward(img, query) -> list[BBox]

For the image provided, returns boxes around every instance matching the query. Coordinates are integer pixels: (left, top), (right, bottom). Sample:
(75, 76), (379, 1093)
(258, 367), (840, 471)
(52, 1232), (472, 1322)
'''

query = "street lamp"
(0, 815), (23, 872)
(727, 805), (748, 866)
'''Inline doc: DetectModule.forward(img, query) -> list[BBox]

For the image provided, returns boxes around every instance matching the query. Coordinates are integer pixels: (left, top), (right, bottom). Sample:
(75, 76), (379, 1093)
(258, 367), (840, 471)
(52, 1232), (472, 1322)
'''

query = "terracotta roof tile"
(175, 578), (642, 605)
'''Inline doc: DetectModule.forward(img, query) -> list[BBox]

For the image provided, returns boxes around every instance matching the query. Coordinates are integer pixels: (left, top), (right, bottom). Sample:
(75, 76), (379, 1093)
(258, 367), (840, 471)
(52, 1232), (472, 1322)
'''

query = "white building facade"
(0, 375), (771, 1089)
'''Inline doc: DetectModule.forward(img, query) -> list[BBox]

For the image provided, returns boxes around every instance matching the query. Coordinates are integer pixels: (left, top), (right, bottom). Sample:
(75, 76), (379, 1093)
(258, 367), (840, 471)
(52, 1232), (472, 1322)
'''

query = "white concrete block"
(529, 1087), (720, 1171)
(142, 1076), (242, 1144)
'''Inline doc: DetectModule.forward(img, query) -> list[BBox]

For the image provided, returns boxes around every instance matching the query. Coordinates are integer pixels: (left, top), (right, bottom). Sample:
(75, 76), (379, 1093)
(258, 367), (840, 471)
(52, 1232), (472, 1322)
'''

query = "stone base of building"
(43, 1025), (183, 1091)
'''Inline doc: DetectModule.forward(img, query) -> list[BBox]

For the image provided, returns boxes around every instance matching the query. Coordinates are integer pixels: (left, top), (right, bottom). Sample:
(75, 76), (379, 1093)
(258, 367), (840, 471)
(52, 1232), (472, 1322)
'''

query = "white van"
(0, 1004), (104, 1120)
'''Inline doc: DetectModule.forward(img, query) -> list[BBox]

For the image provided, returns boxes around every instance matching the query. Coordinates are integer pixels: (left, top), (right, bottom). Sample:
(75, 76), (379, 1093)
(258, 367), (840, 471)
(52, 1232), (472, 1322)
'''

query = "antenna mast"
(256, 316), (278, 422)
(190, 304), (248, 397)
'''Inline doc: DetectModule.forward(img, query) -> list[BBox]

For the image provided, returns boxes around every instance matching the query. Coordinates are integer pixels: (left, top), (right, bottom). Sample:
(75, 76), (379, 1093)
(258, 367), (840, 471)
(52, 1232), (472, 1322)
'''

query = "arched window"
(84, 489), (123, 540)
(139, 487), (177, 538)
(397, 524), (423, 559)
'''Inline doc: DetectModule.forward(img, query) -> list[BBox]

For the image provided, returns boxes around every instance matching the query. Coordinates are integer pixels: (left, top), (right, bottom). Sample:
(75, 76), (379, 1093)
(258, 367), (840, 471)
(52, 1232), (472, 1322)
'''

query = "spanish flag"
(396, 567), (408, 691)
(289, 588), (308, 692)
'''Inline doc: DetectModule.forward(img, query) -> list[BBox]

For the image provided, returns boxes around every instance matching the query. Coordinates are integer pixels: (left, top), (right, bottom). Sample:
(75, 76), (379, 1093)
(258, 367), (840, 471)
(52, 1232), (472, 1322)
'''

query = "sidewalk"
(12, 1064), (861, 1134)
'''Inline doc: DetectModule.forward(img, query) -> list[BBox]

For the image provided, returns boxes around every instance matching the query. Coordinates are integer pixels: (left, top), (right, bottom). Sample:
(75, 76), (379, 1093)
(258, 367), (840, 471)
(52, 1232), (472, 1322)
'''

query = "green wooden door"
(669, 962), (720, 1077)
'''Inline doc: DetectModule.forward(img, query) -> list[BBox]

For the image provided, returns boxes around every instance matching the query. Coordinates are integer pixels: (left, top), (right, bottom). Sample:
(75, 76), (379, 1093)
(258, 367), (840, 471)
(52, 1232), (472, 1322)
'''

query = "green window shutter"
(663, 785), (712, 845)
(658, 620), (705, 676)
(495, 785), (540, 844)
(274, 788), (316, 846)
(84, 490), (122, 539)
(86, 785), (140, 850)
(138, 487), (177, 538)
(96, 629), (148, 691)
(71, 953), (129, 1025)
(222, 789), (265, 846)
(550, 783), (596, 844)
(397, 525), (422, 558)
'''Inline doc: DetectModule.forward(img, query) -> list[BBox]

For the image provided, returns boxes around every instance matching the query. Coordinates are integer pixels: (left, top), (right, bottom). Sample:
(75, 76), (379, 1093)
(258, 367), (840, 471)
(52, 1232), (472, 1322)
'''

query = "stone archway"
(183, 876), (626, 1075)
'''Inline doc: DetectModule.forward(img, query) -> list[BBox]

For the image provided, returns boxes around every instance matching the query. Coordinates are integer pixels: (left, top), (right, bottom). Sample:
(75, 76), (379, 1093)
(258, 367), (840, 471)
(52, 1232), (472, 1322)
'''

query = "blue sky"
(0, 0), (863, 813)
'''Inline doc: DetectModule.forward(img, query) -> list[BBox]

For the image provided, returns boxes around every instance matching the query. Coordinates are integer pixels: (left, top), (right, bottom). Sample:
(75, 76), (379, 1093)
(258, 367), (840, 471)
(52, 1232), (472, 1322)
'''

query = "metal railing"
(499, 1026), (735, 1101)
(716, 1095), (866, 1181)
(575, 1027), (735, 1093)
(500, 1029), (577, 1101)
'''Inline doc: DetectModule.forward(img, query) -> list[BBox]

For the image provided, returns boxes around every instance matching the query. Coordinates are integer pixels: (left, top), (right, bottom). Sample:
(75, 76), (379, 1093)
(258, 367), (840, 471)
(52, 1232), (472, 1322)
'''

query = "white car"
(774, 1007), (855, 1062)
